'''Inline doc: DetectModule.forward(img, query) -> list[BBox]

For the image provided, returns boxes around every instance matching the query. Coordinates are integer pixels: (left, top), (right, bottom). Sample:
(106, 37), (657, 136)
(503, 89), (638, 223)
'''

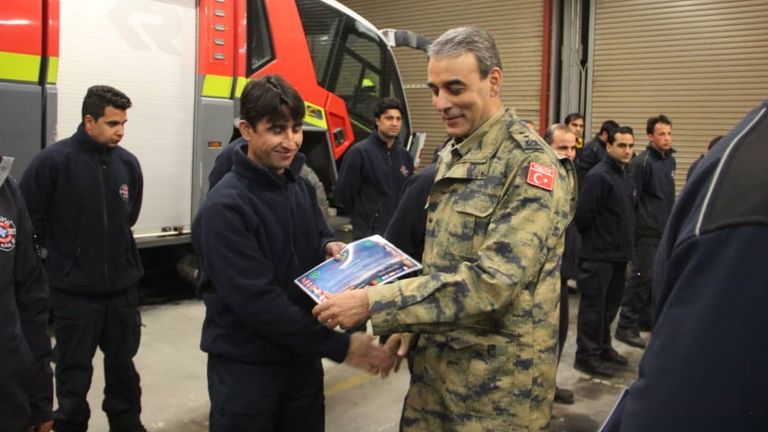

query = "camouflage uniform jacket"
(368, 109), (576, 431)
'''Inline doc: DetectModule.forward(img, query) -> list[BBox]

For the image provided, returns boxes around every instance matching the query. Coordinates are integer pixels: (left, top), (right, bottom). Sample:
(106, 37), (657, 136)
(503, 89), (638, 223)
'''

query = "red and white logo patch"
(0, 216), (16, 252)
(119, 184), (129, 201)
(526, 161), (555, 191)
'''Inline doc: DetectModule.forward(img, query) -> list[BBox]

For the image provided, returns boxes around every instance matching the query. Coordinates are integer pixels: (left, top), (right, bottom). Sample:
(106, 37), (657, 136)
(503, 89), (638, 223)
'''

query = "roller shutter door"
(589, 0), (768, 190)
(342, 0), (545, 162)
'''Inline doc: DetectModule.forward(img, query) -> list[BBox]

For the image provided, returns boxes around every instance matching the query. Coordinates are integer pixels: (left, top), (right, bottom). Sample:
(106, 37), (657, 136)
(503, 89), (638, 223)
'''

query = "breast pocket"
(445, 180), (500, 261)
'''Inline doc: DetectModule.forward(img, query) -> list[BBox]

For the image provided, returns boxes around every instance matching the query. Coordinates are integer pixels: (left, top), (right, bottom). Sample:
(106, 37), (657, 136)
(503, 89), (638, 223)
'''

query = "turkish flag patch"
(526, 161), (555, 191)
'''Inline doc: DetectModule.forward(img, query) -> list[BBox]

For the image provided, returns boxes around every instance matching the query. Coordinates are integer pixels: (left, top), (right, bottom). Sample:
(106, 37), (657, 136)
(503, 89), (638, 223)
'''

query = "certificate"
(295, 235), (422, 303)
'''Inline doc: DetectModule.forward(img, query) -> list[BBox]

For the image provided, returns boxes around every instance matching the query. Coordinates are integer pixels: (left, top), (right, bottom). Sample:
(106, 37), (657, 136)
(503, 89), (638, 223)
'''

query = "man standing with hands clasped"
(21, 85), (145, 432)
(313, 27), (575, 431)
(192, 75), (393, 431)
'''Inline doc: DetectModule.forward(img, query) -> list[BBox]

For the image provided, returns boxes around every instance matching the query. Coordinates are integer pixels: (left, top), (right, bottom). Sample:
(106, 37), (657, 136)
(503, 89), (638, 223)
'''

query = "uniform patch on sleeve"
(526, 161), (555, 191)
(0, 217), (16, 252)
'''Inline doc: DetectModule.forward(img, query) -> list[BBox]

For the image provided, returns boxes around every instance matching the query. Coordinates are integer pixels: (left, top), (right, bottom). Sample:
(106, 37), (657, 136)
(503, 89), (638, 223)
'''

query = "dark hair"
(427, 26), (502, 78)
(563, 113), (584, 125)
(82, 85), (132, 121)
(599, 120), (620, 136)
(646, 114), (672, 135)
(240, 74), (304, 128)
(374, 97), (403, 119)
(608, 125), (634, 144)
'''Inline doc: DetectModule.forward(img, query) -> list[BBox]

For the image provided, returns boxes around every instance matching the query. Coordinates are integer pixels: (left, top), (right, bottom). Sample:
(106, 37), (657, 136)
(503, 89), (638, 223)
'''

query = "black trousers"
(575, 260), (627, 362)
(618, 236), (659, 331)
(52, 287), (142, 432)
(557, 278), (569, 364)
(208, 355), (325, 432)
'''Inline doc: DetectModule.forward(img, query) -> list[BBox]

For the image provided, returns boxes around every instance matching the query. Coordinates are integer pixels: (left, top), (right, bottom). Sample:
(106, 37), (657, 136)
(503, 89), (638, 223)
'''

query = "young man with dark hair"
(192, 75), (393, 431)
(616, 114), (675, 348)
(0, 156), (53, 432)
(574, 126), (637, 378)
(20, 85), (145, 432)
(335, 97), (414, 239)
(578, 119), (620, 182)
(564, 112), (585, 149)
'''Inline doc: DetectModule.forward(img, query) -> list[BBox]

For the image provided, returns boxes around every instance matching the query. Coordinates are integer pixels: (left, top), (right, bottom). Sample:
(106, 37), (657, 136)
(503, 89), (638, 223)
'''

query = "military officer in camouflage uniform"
(314, 26), (576, 431)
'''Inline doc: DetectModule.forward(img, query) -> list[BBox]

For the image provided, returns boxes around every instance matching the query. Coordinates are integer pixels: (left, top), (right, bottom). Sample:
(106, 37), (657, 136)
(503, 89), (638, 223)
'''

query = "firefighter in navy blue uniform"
(577, 119), (620, 184)
(19, 86), (145, 432)
(573, 126), (636, 378)
(383, 163), (437, 262)
(335, 97), (414, 239)
(0, 156), (53, 432)
(192, 75), (393, 431)
(615, 115), (676, 349)
(601, 100), (768, 432)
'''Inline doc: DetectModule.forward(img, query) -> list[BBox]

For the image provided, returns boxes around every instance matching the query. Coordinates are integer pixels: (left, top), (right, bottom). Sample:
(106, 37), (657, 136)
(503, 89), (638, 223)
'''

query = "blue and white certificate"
(295, 235), (422, 303)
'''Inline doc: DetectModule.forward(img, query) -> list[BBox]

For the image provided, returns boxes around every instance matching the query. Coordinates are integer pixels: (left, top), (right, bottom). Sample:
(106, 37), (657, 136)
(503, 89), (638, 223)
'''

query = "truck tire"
(301, 165), (330, 218)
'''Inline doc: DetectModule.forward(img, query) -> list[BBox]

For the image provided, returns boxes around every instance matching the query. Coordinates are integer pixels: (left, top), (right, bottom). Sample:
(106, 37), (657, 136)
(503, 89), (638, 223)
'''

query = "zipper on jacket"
(99, 152), (110, 288)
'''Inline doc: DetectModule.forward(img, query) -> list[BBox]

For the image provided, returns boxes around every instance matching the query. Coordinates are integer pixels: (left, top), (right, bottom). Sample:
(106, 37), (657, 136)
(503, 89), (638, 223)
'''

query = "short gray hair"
(427, 26), (502, 78)
(543, 123), (574, 145)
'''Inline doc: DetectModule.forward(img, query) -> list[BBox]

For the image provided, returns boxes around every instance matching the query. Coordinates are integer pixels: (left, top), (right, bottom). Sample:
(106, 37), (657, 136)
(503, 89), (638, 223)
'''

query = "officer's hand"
(28, 420), (53, 432)
(313, 289), (371, 330)
(344, 332), (395, 375)
(381, 333), (414, 377)
(325, 241), (346, 259)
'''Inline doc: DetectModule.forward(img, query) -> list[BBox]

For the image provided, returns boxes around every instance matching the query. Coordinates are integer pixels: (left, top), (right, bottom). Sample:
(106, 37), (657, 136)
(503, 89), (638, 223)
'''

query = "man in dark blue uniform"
(577, 119), (619, 183)
(20, 85), (145, 432)
(192, 75), (393, 431)
(335, 98), (414, 239)
(0, 156), (53, 432)
(573, 126), (636, 378)
(601, 100), (768, 432)
(616, 115), (676, 349)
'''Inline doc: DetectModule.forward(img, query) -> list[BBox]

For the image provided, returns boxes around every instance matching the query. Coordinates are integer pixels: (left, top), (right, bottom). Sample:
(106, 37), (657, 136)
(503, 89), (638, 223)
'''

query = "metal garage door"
(342, 0), (545, 162)
(588, 0), (768, 190)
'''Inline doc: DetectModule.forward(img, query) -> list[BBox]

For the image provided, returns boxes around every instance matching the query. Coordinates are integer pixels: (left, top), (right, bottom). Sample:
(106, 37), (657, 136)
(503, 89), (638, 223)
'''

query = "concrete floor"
(70, 294), (649, 431)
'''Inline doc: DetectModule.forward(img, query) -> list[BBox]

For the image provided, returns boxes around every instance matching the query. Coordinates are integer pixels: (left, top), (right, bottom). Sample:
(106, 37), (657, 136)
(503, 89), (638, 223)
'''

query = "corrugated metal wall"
(590, 0), (768, 190)
(341, 0), (545, 162)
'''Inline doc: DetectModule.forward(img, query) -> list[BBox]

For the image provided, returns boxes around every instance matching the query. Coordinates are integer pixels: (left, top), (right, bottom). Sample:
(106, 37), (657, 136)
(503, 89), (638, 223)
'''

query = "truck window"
(247, 0), (275, 75)
(296, 0), (342, 86)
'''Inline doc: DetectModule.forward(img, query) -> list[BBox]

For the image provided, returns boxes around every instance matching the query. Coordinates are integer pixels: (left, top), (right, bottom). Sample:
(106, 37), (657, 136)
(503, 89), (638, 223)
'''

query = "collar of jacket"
(0, 155), (12, 187)
(646, 142), (676, 159)
(72, 123), (117, 154)
(231, 141), (305, 186)
(604, 153), (629, 175)
(594, 134), (607, 148)
(437, 108), (507, 181)
(371, 131), (399, 150)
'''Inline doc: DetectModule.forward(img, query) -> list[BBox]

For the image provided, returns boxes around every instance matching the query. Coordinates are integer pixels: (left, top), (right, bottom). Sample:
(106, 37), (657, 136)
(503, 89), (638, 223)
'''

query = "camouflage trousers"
(399, 333), (555, 431)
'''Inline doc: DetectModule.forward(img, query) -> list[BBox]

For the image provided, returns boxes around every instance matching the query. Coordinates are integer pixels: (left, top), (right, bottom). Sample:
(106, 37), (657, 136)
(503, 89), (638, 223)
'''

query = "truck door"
(0, 0), (58, 180)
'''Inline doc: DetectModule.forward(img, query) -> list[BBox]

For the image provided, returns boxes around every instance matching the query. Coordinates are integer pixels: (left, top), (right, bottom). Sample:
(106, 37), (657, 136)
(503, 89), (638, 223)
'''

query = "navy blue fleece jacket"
(192, 143), (349, 363)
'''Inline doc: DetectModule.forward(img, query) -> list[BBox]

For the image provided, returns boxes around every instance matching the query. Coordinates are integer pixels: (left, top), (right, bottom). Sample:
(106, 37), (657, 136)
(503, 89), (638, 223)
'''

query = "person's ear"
(488, 67), (503, 97)
(84, 114), (95, 132)
(238, 120), (252, 141)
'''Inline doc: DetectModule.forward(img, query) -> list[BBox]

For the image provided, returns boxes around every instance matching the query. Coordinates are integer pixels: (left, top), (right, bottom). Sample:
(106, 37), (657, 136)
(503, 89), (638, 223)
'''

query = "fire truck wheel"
(300, 165), (330, 218)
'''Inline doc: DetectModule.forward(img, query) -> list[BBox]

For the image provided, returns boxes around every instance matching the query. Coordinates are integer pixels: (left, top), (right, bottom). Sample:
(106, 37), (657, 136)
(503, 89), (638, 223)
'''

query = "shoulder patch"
(526, 162), (555, 191)
(509, 119), (545, 152)
(0, 216), (16, 252)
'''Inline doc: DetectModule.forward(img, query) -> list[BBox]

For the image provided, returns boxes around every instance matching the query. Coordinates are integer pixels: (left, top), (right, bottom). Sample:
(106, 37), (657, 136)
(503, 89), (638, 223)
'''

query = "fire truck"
(0, 0), (423, 255)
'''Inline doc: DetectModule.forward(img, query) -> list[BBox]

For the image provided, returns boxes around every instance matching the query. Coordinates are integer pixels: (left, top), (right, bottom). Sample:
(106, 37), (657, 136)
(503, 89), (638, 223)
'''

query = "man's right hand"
(344, 332), (395, 376)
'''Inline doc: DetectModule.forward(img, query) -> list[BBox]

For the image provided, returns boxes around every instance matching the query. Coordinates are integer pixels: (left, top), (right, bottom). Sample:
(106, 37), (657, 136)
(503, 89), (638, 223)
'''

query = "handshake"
(310, 287), (409, 377)
(344, 332), (413, 378)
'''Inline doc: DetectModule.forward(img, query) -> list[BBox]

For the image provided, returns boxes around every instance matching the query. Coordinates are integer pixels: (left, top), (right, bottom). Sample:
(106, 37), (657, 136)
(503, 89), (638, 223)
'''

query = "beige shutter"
(590, 0), (768, 190)
(342, 0), (545, 162)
